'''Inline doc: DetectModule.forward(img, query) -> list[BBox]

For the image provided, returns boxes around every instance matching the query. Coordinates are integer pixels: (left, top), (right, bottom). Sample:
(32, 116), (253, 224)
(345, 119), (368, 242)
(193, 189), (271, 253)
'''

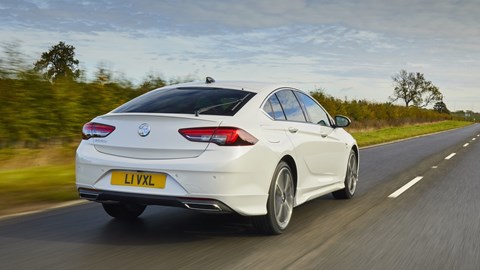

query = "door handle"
(288, 127), (298, 133)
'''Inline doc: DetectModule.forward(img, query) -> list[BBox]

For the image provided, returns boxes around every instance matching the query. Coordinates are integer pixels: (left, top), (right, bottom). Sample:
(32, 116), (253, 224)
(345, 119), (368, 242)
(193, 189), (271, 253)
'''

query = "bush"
(309, 90), (455, 130)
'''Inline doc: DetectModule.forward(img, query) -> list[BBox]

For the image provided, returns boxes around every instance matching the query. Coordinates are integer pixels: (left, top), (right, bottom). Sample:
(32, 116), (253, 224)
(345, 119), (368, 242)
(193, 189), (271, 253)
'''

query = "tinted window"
(296, 92), (331, 126)
(263, 100), (275, 118)
(114, 87), (255, 116)
(263, 94), (286, 120)
(275, 90), (306, 122)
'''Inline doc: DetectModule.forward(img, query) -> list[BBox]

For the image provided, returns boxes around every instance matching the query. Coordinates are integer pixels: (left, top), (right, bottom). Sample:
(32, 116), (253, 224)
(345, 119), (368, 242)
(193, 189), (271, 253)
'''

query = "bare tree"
(390, 69), (443, 108)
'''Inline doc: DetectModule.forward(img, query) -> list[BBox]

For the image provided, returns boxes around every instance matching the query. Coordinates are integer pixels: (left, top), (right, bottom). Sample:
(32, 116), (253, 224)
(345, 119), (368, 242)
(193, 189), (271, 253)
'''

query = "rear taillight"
(179, 127), (258, 146)
(82, 122), (116, 140)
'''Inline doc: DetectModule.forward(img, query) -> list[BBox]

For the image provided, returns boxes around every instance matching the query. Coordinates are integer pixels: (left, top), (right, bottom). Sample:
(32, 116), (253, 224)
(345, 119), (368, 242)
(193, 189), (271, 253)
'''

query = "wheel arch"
(280, 155), (297, 195)
(351, 144), (359, 167)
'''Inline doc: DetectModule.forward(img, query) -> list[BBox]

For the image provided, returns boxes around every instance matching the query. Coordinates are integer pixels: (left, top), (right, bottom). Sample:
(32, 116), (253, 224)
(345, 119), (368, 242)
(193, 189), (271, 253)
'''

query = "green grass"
(0, 120), (474, 216)
(0, 164), (77, 215)
(351, 120), (473, 147)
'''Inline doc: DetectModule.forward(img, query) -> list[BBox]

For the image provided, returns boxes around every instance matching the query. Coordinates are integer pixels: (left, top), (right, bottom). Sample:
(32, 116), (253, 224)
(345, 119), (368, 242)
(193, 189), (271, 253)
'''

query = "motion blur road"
(1, 124), (479, 270)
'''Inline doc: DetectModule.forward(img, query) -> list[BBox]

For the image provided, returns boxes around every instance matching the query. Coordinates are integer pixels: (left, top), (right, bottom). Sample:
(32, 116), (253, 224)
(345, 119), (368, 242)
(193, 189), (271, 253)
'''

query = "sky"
(1, 0), (479, 111)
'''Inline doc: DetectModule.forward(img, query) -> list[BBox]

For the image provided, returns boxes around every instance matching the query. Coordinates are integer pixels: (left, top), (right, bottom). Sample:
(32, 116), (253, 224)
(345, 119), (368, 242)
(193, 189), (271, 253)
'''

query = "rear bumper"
(78, 188), (234, 213)
(76, 140), (280, 216)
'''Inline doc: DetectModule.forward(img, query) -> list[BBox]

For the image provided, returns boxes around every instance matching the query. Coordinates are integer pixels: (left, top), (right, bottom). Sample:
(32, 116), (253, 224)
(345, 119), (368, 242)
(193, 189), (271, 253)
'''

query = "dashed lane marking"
(445, 153), (456, 160)
(389, 149), (464, 199)
(388, 176), (424, 198)
(464, 143), (470, 147)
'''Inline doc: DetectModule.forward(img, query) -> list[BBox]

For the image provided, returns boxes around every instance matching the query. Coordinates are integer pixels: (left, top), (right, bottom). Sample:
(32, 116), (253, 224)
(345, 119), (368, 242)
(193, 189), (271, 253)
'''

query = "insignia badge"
(138, 123), (151, 137)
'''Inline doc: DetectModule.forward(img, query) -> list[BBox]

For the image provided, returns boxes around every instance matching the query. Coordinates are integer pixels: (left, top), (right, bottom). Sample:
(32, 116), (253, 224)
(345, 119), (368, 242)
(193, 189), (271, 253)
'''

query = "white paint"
(445, 153), (457, 160)
(463, 143), (470, 147)
(76, 82), (359, 216)
(432, 166), (438, 169)
(0, 200), (89, 221)
(473, 138), (476, 141)
(388, 176), (424, 198)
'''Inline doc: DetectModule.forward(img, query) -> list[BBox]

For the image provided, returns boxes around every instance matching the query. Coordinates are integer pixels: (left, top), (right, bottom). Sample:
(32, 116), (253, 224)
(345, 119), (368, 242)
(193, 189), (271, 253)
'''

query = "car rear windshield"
(113, 87), (255, 116)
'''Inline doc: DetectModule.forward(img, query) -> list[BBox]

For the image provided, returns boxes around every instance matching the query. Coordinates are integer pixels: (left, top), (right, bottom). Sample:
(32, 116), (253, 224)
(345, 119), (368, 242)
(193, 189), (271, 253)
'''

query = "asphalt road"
(1, 124), (479, 270)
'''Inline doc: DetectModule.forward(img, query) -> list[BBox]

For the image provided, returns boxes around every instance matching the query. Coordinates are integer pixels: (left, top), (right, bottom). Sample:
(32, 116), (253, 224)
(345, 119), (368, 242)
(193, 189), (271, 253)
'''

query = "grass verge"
(351, 120), (473, 147)
(0, 120), (474, 216)
(0, 164), (77, 216)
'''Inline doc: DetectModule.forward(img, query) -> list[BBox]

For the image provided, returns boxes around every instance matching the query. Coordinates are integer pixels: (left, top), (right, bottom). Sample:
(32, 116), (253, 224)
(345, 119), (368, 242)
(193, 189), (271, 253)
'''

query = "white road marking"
(388, 176), (424, 198)
(0, 200), (89, 221)
(432, 166), (438, 169)
(445, 153), (456, 160)
(464, 143), (470, 147)
(473, 138), (476, 141)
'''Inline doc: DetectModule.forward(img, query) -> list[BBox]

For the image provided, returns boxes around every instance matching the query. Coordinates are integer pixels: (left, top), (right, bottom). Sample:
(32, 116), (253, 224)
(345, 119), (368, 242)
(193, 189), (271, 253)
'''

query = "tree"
(1, 41), (30, 78)
(433, 101), (450, 114)
(94, 66), (113, 85)
(139, 73), (166, 91)
(34, 41), (80, 82)
(390, 70), (443, 108)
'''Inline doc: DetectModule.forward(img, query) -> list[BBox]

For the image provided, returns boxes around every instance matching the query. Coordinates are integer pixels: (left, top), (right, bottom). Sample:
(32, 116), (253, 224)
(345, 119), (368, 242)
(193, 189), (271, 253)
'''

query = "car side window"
(263, 99), (275, 118)
(275, 90), (307, 122)
(295, 92), (331, 127)
(263, 94), (287, 120)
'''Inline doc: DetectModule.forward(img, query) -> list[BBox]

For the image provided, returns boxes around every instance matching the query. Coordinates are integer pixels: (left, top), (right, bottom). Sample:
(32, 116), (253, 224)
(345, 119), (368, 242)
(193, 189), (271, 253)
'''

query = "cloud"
(155, 0), (480, 39)
(0, 0), (479, 110)
(2, 0), (479, 39)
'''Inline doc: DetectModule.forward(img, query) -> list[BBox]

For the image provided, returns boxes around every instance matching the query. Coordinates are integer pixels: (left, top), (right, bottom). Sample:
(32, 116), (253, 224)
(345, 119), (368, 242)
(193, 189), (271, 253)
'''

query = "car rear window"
(113, 87), (255, 116)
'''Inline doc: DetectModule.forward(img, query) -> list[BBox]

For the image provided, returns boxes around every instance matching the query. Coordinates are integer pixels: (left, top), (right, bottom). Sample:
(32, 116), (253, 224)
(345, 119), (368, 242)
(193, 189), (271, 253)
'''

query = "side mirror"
(334, 115), (351, 128)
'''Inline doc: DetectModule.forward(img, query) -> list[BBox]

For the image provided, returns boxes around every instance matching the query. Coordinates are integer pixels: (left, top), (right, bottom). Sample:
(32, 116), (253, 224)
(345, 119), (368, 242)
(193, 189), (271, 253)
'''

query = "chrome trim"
(183, 202), (223, 212)
(79, 190), (100, 201)
(138, 123), (151, 137)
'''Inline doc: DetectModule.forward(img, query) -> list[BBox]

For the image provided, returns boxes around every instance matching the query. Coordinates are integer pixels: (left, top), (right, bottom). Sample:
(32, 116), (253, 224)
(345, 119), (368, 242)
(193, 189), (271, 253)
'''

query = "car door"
(272, 89), (349, 190)
(293, 91), (350, 184)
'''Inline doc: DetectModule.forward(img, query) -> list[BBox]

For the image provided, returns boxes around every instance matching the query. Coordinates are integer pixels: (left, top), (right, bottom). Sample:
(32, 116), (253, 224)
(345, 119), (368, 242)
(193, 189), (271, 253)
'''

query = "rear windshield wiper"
(194, 93), (251, 116)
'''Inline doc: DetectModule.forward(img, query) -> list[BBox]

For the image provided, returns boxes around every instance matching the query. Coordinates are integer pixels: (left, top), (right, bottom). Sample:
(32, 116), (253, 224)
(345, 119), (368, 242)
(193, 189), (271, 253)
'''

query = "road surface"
(1, 124), (479, 269)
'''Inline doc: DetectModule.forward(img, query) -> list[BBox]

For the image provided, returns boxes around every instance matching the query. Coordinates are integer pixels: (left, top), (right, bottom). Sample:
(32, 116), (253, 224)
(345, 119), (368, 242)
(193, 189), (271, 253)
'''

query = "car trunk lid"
(91, 113), (221, 159)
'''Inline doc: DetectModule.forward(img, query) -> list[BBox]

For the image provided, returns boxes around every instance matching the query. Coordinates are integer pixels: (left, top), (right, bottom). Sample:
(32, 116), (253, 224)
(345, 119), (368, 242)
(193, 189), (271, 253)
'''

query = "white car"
(76, 78), (359, 234)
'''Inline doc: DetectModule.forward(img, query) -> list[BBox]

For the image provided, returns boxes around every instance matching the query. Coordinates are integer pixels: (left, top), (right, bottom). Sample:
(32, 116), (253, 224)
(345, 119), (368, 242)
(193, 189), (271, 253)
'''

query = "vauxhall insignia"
(138, 123), (151, 137)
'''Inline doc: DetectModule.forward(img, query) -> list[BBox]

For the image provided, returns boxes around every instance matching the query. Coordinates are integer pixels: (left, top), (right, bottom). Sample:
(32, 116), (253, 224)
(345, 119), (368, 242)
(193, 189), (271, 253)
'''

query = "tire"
(102, 202), (146, 219)
(332, 149), (358, 199)
(253, 161), (295, 235)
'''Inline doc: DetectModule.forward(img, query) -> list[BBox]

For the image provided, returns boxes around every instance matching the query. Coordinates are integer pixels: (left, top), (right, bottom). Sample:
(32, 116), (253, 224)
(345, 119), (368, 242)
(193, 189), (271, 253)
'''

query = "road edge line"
(0, 200), (89, 221)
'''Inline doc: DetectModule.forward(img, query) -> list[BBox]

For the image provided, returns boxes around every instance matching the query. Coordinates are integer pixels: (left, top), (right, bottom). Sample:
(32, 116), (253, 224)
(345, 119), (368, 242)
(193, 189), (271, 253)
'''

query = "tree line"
(311, 91), (453, 130)
(0, 41), (462, 147)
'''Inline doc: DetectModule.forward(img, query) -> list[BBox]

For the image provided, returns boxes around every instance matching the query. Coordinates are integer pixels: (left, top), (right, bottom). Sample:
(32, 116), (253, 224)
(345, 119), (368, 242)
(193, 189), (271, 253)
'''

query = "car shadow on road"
(91, 194), (353, 245)
(95, 209), (257, 245)
(0, 194), (356, 246)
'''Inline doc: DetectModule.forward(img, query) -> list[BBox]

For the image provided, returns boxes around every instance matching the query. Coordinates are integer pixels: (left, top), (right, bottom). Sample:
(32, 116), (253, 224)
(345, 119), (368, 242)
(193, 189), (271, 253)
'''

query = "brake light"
(82, 122), (116, 140)
(179, 127), (258, 146)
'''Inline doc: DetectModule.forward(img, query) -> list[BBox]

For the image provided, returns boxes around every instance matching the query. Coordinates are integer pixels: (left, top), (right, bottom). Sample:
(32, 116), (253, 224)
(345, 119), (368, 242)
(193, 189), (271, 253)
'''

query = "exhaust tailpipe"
(183, 202), (223, 212)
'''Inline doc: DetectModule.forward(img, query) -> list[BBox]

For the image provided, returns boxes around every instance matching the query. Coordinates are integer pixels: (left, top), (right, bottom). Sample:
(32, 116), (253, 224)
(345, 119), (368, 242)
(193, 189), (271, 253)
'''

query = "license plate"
(111, 171), (166, 189)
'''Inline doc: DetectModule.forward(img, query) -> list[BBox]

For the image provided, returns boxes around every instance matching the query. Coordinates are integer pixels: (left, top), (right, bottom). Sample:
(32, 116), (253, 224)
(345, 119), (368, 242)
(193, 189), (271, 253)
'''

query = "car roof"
(162, 80), (297, 94)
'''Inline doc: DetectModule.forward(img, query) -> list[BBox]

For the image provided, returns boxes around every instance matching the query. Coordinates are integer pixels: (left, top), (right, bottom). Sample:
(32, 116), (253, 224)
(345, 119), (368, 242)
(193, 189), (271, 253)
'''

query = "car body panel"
(91, 113), (223, 159)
